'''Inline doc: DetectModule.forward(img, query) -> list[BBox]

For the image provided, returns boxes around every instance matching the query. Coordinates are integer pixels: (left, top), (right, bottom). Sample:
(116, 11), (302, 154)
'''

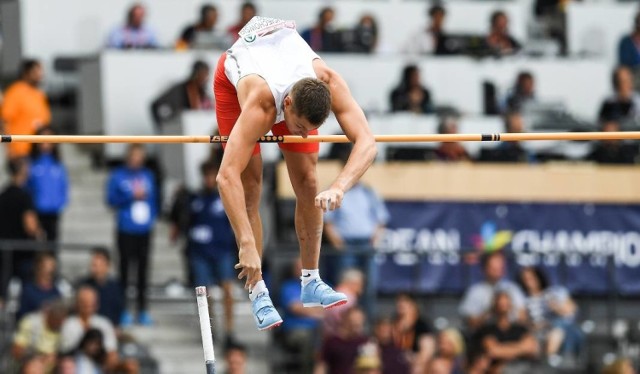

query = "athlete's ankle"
(249, 280), (268, 301)
(301, 269), (320, 286)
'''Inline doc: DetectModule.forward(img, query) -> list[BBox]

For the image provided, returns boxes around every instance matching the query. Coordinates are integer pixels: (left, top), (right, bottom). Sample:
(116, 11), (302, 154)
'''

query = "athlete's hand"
(315, 188), (344, 212)
(235, 246), (262, 289)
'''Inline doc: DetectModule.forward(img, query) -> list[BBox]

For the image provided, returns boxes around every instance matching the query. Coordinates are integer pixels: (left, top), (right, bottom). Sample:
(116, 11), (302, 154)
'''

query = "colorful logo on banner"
(471, 221), (512, 252)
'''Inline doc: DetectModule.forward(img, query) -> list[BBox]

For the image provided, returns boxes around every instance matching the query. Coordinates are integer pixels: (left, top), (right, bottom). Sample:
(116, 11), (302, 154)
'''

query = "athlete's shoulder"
(312, 59), (339, 84)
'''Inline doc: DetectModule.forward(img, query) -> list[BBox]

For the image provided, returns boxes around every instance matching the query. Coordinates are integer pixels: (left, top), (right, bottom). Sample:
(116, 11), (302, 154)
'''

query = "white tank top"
(224, 17), (320, 123)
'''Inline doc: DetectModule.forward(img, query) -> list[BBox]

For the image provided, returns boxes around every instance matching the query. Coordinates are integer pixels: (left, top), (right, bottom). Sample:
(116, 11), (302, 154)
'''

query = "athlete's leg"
(241, 154), (264, 265)
(281, 150), (321, 270)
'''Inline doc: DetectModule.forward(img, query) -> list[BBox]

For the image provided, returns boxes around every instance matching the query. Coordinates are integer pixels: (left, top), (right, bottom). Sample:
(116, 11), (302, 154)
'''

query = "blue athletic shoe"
(301, 279), (348, 309)
(251, 292), (283, 331)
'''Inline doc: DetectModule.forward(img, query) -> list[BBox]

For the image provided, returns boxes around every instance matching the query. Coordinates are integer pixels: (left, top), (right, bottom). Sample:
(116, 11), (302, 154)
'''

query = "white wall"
(86, 51), (610, 159)
(567, 2), (638, 63)
(18, 0), (528, 72)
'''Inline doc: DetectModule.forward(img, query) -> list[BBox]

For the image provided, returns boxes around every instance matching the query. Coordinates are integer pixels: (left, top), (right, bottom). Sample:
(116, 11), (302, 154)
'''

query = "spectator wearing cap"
(77, 248), (125, 327)
(176, 4), (230, 50)
(619, 12), (640, 69)
(485, 11), (521, 56)
(107, 3), (159, 49)
(1, 59), (50, 159)
(227, 2), (257, 43)
(598, 66), (640, 123)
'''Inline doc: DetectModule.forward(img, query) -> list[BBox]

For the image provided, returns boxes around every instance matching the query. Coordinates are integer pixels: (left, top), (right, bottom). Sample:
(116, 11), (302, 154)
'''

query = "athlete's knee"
(292, 167), (318, 196)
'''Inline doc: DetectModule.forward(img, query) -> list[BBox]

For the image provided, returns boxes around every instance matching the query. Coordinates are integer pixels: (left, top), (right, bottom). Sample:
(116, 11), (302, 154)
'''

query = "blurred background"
(0, 0), (640, 373)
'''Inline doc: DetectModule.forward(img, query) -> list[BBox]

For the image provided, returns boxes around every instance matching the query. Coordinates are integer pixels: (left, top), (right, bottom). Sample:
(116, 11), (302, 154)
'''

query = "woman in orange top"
(1, 59), (51, 159)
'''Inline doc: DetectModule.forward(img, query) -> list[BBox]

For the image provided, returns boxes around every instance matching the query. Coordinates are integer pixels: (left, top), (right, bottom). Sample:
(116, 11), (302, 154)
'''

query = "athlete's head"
(283, 78), (331, 138)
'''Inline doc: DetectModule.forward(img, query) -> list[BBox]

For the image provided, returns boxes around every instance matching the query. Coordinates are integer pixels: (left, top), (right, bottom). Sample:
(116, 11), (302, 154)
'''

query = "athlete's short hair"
(290, 78), (332, 126)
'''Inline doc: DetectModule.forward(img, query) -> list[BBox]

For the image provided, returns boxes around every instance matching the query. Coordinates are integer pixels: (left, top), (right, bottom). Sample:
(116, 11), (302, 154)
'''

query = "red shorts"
(213, 53), (319, 156)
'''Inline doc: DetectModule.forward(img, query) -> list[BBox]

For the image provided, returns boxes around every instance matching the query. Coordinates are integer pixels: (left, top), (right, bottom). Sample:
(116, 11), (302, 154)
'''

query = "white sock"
(249, 280), (268, 301)
(301, 269), (320, 286)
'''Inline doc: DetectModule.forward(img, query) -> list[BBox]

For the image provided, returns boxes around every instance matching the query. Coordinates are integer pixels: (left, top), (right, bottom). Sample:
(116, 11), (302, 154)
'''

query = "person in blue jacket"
(28, 126), (68, 243)
(106, 143), (157, 326)
(170, 161), (237, 343)
(619, 12), (640, 68)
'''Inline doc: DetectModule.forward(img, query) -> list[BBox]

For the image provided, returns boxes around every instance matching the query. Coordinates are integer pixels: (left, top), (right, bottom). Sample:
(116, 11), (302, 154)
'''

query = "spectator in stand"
(373, 316), (410, 374)
(176, 4), (230, 50)
(480, 111), (533, 163)
(485, 11), (521, 56)
(151, 61), (213, 128)
(587, 120), (638, 164)
(517, 266), (583, 357)
(323, 269), (365, 338)
(169, 161), (237, 343)
(279, 257), (323, 373)
(225, 343), (247, 374)
(435, 116), (470, 162)
(598, 66), (640, 123)
(477, 291), (539, 372)
(342, 14), (378, 54)
(391, 294), (436, 373)
(324, 145), (388, 314)
(390, 65), (434, 114)
(107, 3), (158, 49)
(12, 299), (67, 371)
(504, 71), (537, 113)
(315, 307), (370, 374)
(619, 12), (640, 69)
(17, 251), (61, 320)
(28, 126), (68, 243)
(77, 248), (125, 328)
(404, 5), (448, 55)
(459, 251), (526, 331)
(301, 7), (340, 52)
(430, 328), (466, 374)
(73, 329), (107, 373)
(59, 287), (118, 370)
(0, 159), (43, 297)
(106, 144), (157, 326)
(1, 59), (50, 159)
(227, 2), (257, 43)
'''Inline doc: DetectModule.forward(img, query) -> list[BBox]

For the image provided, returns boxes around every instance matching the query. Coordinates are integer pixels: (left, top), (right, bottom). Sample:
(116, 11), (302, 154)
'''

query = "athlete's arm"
(217, 76), (275, 288)
(314, 60), (377, 211)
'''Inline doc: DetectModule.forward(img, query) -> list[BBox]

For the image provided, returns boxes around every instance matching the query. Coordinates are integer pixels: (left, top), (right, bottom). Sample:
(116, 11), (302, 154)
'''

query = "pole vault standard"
(2, 131), (640, 144)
